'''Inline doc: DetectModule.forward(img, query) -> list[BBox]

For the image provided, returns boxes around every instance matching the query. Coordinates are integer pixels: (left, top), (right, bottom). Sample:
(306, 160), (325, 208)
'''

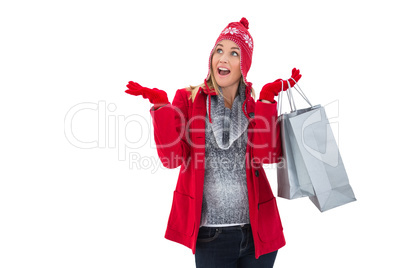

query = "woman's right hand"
(125, 81), (169, 108)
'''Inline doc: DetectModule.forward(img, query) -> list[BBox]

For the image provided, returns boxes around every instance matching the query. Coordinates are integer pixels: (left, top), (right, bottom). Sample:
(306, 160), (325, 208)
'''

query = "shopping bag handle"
(279, 80), (297, 115)
(289, 78), (313, 107)
(279, 79), (313, 114)
(278, 80), (293, 115)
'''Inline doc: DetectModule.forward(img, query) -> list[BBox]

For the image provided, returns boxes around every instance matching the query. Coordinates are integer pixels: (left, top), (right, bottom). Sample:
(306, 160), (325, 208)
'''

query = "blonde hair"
(186, 71), (255, 103)
(186, 70), (220, 102)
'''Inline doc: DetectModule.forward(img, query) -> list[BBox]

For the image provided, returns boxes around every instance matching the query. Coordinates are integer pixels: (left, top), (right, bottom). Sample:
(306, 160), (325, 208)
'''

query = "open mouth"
(218, 67), (231, 76)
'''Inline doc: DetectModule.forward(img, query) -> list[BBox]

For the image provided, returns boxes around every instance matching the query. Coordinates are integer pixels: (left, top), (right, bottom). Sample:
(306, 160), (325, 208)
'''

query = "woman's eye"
(216, 49), (223, 54)
(231, 51), (239, 56)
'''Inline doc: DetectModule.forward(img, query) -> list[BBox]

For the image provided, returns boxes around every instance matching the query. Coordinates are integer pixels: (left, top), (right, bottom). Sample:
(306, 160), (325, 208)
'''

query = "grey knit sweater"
(200, 84), (250, 227)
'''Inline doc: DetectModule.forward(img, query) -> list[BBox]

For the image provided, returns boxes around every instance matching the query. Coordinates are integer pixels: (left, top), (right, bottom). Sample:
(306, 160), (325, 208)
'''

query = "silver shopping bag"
(277, 81), (316, 199)
(277, 81), (356, 211)
(288, 103), (356, 212)
(277, 108), (316, 199)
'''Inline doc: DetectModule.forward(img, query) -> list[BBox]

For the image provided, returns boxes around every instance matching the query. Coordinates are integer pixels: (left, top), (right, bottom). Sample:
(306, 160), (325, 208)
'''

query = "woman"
(125, 17), (301, 268)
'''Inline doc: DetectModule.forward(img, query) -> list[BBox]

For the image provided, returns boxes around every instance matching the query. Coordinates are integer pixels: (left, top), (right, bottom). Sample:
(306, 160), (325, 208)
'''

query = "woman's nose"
(219, 55), (228, 63)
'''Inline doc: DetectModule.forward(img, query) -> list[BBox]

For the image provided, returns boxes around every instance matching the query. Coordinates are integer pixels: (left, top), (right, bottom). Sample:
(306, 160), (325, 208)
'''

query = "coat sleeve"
(250, 100), (282, 164)
(150, 89), (191, 169)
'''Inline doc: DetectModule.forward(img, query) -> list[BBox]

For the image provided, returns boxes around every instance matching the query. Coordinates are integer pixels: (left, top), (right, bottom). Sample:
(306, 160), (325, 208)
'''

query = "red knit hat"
(206, 17), (254, 85)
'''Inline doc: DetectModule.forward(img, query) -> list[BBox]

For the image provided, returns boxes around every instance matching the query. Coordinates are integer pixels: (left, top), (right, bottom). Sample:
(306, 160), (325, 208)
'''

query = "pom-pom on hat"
(206, 17), (254, 84)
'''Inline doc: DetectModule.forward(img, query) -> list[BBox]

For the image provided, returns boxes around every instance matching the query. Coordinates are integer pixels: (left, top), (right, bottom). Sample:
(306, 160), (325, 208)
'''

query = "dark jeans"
(195, 224), (278, 268)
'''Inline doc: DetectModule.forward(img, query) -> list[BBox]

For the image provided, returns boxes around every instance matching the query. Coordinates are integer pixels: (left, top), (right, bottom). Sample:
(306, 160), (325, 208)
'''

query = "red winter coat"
(150, 86), (285, 259)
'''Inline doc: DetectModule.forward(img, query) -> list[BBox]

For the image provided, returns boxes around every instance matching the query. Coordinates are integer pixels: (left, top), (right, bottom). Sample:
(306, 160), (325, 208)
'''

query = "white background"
(1, 0), (401, 267)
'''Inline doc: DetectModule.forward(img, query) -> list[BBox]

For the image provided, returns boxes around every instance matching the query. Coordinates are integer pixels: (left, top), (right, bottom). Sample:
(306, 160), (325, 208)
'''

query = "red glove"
(125, 81), (169, 109)
(259, 68), (302, 102)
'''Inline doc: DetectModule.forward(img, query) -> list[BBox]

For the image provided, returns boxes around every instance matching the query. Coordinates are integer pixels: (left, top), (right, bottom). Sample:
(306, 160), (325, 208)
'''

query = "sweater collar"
(202, 79), (253, 124)
(206, 83), (249, 150)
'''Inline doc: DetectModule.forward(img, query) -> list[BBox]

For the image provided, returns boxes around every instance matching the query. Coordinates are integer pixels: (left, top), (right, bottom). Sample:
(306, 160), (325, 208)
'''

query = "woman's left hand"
(259, 68), (302, 102)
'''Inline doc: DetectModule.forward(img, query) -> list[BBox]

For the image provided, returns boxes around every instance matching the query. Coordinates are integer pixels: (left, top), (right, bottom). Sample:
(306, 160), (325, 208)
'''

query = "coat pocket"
(257, 197), (283, 243)
(167, 191), (195, 237)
